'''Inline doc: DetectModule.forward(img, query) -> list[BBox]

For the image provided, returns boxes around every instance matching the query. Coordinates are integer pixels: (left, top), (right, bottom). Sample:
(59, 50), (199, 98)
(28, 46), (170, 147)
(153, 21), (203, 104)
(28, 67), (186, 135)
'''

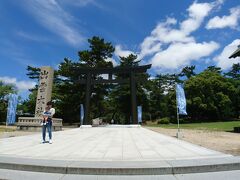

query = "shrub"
(157, 117), (170, 124)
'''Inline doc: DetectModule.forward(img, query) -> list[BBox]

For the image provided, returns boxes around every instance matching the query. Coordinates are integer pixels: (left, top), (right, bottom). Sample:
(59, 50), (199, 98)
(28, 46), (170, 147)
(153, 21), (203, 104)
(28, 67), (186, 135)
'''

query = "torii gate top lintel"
(76, 64), (151, 74)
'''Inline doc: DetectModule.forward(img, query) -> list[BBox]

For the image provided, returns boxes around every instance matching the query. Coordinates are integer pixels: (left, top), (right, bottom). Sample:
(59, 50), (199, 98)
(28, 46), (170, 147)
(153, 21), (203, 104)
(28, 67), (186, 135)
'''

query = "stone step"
(0, 156), (240, 175)
(1, 168), (240, 180)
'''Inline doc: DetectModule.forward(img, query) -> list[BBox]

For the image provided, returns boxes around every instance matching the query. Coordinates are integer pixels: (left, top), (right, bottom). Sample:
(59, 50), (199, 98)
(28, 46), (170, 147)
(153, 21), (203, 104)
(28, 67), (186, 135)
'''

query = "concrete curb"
(0, 156), (240, 175)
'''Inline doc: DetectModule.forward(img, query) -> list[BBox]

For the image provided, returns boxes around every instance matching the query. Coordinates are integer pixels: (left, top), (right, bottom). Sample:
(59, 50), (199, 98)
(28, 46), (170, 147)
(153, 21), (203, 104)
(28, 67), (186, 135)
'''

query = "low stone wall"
(17, 117), (63, 131)
(92, 118), (103, 127)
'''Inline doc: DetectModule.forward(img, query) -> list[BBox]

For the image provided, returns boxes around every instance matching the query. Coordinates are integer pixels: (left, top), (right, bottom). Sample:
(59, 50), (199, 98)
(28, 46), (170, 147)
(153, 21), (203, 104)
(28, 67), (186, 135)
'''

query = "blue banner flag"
(137, 106), (142, 123)
(80, 104), (84, 125)
(6, 94), (18, 125)
(176, 84), (187, 115)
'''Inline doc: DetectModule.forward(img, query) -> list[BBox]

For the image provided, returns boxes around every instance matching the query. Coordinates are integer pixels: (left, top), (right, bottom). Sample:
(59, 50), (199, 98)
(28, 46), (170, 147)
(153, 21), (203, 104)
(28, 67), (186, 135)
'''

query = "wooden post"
(109, 73), (112, 80)
(130, 72), (137, 124)
(84, 73), (91, 125)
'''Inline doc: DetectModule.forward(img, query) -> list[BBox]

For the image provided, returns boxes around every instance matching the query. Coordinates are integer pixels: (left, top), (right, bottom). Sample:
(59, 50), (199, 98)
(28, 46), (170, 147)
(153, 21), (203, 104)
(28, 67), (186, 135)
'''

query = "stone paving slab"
(0, 127), (229, 161)
(0, 126), (239, 176)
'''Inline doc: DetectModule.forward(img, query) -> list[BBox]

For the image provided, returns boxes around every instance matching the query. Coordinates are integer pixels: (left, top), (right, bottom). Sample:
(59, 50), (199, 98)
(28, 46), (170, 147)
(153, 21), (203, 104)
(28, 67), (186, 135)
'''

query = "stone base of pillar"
(17, 117), (63, 131)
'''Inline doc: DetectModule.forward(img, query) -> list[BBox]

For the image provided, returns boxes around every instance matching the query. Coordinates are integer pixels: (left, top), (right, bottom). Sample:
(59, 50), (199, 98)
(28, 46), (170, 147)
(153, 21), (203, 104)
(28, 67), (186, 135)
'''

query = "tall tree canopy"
(20, 36), (240, 124)
(185, 70), (237, 121)
(55, 36), (115, 122)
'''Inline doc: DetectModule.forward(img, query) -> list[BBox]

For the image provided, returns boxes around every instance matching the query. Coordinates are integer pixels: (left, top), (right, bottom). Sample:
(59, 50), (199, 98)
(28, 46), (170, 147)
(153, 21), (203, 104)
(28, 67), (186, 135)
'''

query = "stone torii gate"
(229, 44), (240, 58)
(76, 64), (151, 125)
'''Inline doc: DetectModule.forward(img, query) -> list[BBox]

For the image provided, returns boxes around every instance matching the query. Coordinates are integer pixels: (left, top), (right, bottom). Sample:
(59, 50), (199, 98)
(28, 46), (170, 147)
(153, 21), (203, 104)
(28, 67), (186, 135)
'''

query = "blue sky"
(0, 0), (240, 99)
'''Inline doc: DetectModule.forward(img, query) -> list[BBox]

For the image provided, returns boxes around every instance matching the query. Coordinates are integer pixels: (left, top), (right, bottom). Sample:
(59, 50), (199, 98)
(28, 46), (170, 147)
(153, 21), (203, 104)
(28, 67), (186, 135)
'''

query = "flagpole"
(80, 104), (82, 126)
(176, 84), (180, 139)
(177, 106), (179, 130)
(5, 95), (9, 138)
(6, 106), (7, 127)
(6, 96), (9, 128)
(6, 115), (8, 128)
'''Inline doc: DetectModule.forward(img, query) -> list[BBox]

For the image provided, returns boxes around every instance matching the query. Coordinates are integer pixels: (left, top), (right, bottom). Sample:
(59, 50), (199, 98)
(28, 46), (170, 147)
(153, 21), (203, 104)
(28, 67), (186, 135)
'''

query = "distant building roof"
(229, 45), (240, 58)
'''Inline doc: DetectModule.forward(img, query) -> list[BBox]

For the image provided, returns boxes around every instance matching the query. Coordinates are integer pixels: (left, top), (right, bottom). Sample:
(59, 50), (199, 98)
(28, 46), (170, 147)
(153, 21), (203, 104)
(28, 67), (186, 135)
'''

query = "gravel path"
(146, 127), (240, 156)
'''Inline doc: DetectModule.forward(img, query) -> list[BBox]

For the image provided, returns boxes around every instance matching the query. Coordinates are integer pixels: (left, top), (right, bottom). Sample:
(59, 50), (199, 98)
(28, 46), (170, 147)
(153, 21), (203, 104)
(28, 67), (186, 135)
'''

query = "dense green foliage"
(185, 70), (238, 121)
(18, 36), (240, 124)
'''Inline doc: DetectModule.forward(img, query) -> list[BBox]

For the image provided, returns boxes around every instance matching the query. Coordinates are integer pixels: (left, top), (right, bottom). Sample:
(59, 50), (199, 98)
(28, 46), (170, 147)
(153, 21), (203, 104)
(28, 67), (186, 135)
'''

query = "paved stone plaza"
(0, 126), (240, 179)
(0, 126), (228, 161)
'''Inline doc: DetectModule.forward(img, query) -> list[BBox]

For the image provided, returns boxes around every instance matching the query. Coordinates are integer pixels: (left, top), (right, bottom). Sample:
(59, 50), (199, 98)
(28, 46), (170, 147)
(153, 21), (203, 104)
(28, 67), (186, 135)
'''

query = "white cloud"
(23, 0), (84, 47)
(99, 74), (108, 79)
(151, 41), (219, 71)
(138, 36), (162, 59)
(206, 6), (240, 29)
(115, 45), (135, 58)
(0, 76), (36, 91)
(214, 39), (240, 70)
(180, 2), (213, 34)
(138, 18), (191, 61)
(105, 57), (118, 67)
(138, 1), (221, 71)
(139, 0), (216, 59)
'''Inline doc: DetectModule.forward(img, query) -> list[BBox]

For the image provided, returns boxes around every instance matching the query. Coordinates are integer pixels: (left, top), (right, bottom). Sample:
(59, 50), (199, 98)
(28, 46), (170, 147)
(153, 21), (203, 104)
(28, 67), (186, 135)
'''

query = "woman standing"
(42, 101), (55, 144)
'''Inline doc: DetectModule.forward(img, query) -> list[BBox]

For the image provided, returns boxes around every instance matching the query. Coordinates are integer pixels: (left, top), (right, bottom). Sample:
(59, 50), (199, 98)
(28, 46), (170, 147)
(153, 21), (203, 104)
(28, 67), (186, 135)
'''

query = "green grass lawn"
(145, 121), (240, 132)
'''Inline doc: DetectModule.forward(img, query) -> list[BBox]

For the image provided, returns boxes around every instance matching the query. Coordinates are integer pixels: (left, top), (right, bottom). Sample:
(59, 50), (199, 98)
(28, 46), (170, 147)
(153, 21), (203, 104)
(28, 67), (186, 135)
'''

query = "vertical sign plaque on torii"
(35, 66), (54, 117)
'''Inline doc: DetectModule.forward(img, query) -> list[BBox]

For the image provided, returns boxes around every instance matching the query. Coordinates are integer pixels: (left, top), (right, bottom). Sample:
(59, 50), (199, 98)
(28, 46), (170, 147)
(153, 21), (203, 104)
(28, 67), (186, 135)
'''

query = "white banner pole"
(176, 84), (181, 138)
